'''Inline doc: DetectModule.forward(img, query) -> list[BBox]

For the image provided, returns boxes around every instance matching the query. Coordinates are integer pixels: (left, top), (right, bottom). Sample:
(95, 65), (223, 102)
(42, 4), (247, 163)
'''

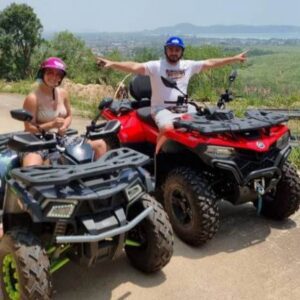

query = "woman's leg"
(22, 152), (44, 167)
(88, 139), (107, 160)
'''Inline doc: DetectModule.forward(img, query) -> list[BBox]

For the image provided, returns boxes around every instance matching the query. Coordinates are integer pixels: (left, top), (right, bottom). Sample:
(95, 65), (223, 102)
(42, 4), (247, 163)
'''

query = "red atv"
(99, 72), (300, 246)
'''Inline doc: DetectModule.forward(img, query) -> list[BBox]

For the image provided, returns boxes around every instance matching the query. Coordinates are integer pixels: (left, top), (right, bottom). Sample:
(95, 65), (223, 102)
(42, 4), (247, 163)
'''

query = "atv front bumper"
(55, 206), (152, 244)
(211, 145), (291, 186)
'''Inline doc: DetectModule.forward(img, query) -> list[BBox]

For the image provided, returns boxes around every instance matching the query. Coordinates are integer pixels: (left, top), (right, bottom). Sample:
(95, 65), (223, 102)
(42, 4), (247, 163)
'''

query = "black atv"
(0, 113), (173, 299)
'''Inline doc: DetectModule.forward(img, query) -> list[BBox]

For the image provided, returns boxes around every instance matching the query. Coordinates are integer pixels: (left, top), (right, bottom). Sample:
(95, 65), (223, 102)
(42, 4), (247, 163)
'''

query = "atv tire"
(125, 194), (173, 273)
(163, 167), (219, 246)
(0, 229), (51, 300)
(255, 162), (300, 219)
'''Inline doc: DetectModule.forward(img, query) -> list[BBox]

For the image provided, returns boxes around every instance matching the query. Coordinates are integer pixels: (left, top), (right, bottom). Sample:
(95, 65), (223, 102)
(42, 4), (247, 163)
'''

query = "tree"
(0, 3), (42, 80)
(46, 31), (100, 84)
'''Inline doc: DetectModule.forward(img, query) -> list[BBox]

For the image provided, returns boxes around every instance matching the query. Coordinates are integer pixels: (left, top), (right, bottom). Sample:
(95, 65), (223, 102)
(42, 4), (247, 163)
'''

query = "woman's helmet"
(37, 57), (67, 82)
(37, 57), (67, 100)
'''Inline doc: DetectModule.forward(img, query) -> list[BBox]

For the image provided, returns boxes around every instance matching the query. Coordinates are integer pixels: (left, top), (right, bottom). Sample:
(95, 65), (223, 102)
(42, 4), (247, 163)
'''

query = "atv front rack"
(174, 109), (288, 134)
(11, 148), (150, 186)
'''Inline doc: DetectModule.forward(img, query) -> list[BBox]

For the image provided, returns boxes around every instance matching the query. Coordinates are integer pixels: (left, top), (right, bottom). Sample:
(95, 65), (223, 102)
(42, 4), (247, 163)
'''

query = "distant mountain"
(144, 23), (300, 35)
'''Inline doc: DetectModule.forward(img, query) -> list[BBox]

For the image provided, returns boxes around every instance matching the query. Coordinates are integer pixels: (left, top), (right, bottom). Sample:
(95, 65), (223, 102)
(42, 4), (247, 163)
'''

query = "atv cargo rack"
(11, 148), (150, 186)
(258, 108), (300, 146)
(0, 131), (22, 152)
(174, 109), (288, 134)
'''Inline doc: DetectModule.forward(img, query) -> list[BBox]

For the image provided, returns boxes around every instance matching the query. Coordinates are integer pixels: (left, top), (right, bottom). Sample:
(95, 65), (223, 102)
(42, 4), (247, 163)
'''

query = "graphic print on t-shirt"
(166, 69), (185, 80)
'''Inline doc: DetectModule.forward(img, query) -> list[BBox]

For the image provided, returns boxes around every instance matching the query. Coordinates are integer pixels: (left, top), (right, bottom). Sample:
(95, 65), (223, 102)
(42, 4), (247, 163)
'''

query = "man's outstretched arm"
(201, 51), (247, 71)
(97, 57), (146, 75)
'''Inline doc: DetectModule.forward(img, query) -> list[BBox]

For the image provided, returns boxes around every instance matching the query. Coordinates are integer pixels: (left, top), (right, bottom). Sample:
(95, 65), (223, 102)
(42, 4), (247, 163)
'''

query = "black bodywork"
(0, 119), (155, 265)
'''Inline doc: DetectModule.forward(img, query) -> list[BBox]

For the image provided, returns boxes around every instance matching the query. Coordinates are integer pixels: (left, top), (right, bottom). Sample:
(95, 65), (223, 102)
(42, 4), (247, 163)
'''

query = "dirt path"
(1, 93), (300, 300)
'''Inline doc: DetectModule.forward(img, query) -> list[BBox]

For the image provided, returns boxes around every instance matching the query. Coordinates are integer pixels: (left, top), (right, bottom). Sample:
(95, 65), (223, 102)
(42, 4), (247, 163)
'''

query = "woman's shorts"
(20, 135), (83, 161)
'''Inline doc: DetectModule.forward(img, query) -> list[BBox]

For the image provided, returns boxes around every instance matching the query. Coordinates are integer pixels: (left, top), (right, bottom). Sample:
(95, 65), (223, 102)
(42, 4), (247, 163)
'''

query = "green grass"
(237, 45), (300, 101)
(0, 80), (33, 95)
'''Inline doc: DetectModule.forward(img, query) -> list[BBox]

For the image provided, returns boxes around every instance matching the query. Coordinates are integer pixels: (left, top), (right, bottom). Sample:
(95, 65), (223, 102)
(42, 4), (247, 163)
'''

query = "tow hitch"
(254, 178), (265, 215)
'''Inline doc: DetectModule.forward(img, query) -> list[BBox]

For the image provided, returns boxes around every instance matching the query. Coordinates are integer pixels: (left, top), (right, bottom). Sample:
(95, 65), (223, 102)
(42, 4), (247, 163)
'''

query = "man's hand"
(234, 51), (248, 63)
(97, 57), (112, 68)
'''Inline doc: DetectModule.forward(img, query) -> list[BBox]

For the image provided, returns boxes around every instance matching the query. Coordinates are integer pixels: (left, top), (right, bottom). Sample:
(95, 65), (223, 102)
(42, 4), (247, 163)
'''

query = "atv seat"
(130, 75), (157, 127)
(137, 107), (157, 128)
(129, 75), (152, 102)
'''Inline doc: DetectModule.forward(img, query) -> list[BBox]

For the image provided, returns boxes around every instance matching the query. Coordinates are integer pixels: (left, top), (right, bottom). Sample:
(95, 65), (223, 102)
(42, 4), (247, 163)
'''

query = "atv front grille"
(233, 147), (280, 177)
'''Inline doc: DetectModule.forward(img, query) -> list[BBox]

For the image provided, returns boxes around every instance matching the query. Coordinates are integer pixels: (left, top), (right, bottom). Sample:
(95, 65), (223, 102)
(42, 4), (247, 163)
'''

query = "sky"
(1, 0), (300, 33)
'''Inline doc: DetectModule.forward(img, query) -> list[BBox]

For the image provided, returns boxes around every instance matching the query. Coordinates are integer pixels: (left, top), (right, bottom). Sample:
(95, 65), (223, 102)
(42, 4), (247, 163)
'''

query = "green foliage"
(0, 79), (33, 94)
(184, 45), (242, 101)
(31, 31), (100, 84)
(289, 148), (300, 168)
(132, 47), (160, 62)
(97, 49), (126, 87)
(237, 46), (300, 101)
(0, 3), (42, 80)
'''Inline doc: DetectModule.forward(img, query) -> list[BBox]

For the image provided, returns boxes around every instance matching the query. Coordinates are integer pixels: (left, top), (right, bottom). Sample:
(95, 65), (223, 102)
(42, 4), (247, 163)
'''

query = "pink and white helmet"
(41, 57), (66, 72)
(38, 57), (67, 80)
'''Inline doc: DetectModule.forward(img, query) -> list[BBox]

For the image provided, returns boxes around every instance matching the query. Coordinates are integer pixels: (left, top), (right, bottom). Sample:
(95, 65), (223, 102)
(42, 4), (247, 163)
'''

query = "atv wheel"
(0, 229), (51, 300)
(254, 162), (300, 219)
(125, 194), (173, 273)
(164, 167), (219, 246)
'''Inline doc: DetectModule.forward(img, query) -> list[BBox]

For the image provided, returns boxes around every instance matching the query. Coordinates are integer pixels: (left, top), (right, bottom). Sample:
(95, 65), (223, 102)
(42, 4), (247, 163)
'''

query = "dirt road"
(1, 93), (300, 300)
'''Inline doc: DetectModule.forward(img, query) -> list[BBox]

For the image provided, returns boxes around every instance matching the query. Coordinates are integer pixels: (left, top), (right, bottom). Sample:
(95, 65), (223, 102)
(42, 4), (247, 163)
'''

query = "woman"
(22, 57), (107, 166)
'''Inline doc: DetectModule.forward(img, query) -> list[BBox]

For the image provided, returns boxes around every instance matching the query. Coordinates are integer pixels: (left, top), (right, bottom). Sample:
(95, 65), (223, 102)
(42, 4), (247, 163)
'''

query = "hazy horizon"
(1, 0), (300, 33)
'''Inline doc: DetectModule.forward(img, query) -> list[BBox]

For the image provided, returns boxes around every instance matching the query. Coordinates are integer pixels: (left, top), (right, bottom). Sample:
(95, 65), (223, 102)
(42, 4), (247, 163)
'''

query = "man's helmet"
(164, 36), (185, 63)
(37, 57), (67, 80)
(164, 36), (185, 50)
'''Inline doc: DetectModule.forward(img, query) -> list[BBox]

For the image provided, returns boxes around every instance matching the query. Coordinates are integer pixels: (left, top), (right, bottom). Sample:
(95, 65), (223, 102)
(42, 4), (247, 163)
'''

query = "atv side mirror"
(161, 76), (178, 89)
(10, 109), (33, 122)
(98, 97), (113, 110)
(161, 76), (187, 98)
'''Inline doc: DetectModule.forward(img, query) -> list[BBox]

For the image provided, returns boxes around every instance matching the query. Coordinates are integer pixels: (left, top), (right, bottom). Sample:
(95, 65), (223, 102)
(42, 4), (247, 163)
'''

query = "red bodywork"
(101, 108), (289, 153)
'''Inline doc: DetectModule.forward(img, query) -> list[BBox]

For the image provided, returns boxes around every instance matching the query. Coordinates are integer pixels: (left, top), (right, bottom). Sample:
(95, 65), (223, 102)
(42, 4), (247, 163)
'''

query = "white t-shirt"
(143, 59), (204, 112)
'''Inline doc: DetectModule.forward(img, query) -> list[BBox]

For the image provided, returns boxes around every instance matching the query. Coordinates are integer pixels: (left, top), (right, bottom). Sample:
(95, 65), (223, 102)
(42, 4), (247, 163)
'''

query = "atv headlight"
(205, 146), (235, 158)
(42, 199), (78, 218)
(125, 183), (143, 202)
(276, 131), (290, 149)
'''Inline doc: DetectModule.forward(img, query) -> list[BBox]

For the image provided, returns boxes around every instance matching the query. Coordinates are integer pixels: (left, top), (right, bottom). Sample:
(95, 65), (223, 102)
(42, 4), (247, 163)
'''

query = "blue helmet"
(164, 36), (185, 49)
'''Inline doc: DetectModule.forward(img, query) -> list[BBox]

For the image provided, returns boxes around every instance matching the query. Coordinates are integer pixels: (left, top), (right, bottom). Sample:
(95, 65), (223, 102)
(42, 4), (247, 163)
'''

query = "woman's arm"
(58, 89), (72, 135)
(23, 93), (40, 133)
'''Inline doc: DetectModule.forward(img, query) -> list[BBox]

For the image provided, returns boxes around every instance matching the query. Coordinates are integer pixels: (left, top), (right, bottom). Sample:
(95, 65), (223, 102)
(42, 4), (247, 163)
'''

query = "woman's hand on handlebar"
(58, 126), (67, 136)
(52, 117), (65, 129)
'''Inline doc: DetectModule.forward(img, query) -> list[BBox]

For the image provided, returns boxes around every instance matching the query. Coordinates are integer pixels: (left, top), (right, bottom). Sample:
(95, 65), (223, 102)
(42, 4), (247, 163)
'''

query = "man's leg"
(155, 124), (173, 154)
(153, 109), (177, 154)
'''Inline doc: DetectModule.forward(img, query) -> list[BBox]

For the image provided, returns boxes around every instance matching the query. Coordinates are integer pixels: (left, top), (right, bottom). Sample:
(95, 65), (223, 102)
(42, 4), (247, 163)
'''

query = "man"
(97, 36), (247, 153)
